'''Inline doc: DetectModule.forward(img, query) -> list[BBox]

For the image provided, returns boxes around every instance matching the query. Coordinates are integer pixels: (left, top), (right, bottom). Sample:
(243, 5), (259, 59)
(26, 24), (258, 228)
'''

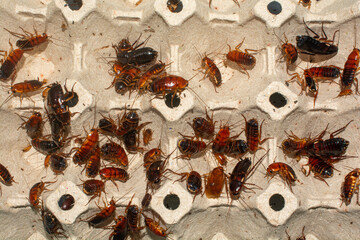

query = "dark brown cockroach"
(341, 168), (360, 206)
(125, 196), (143, 235)
(58, 194), (75, 211)
(143, 148), (163, 168)
(146, 151), (173, 191)
(338, 48), (360, 96)
(0, 42), (24, 80)
(31, 137), (61, 155)
(113, 33), (147, 54)
(142, 128), (153, 146)
(85, 146), (101, 178)
(305, 121), (352, 157)
(229, 151), (268, 200)
(99, 167), (129, 190)
(45, 83), (71, 125)
(48, 112), (66, 144)
(0, 163), (15, 195)
(242, 114), (271, 155)
(168, 169), (202, 202)
(29, 181), (54, 209)
(302, 156), (335, 185)
(4, 26), (49, 50)
(298, 0), (311, 9)
(100, 142), (128, 167)
(141, 193), (152, 208)
(190, 109), (215, 139)
(224, 139), (248, 157)
(143, 213), (171, 238)
(87, 199), (116, 228)
(296, 20), (338, 56)
(79, 179), (106, 203)
(98, 114), (117, 135)
(108, 215), (128, 240)
(1, 78), (48, 107)
(116, 109), (149, 137)
(45, 153), (68, 175)
(73, 128), (99, 165)
(137, 61), (168, 90)
(266, 162), (297, 192)
(287, 66), (340, 106)
(123, 129), (143, 153)
(63, 81), (78, 108)
(16, 111), (43, 139)
(177, 136), (207, 159)
(42, 207), (67, 238)
(226, 39), (261, 78)
(274, 32), (298, 67)
(117, 47), (158, 66)
(204, 166), (227, 199)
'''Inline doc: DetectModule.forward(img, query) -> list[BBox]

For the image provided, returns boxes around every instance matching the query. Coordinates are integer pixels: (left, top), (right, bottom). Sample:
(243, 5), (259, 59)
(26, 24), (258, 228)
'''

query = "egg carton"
(0, 0), (360, 239)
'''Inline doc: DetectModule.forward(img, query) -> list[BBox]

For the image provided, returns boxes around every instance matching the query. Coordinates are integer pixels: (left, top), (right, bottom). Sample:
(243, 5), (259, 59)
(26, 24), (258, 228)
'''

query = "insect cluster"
(0, 11), (360, 239)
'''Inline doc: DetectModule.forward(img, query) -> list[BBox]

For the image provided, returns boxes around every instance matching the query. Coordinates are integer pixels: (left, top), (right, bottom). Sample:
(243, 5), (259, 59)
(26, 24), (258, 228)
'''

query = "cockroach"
(305, 121), (352, 157)
(177, 136), (207, 159)
(226, 38), (260, 78)
(116, 109), (146, 137)
(209, 0), (240, 8)
(274, 32), (298, 66)
(143, 148), (163, 168)
(190, 109), (215, 139)
(0, 163), (15, 195)
(4, 26), (49, 50)
(167, 0), (181, 12)
(296, 20), (338, 56)
(302, 156), (334, 185)
(98, 114), (117, 135)
(85, 146), (101, 178)
(48, 112), (66, 144)
(224, 139), (249, 157)
(338, 48), (360, 96)
(42, 207), (67, 238)
(79, 179), (106, 203)
(113, 34), (147, 54)
(204, 166), (227, 199)
(125, 196), (143, 234)
(229, 152), (268, 200)
(63, 81), (79, 107)
(143, 213), (171, 238)
(148, 75), (188, 97)
(288, 66), (341, 106)
(142, 128), (153, 146)
(169, 169), (202, 202)
(298, 0), (311, 9)
(137, 61), (168, 90)
(29, 181), (54, 209)
(112, 66), (141, 95)
(341, 168), (360, 206)
(198, 53), (222, 91)
(87, 199), (116, 228)
(109, 215), (128, 240)
(100, 142), (128, 167)
(31, 137), (61, 155)
(45, 153), (68, 175)
(122, 130), (140, 153)
(141, 193), (152, 208)
(45, 83), (71, 125)
(117, 47), (158, 66)
(0, 42), (24, 80)
(242, 115), (271, 154)
(212, 122), (231, 165)
(146, 153), (172, 191)
(58, 194), (74, 210)
(73, 128), (99, 165)
(1, 78), (48, 107)
(16, 111), (42, 139)
(99, 167), (129, 189)
(266, 162), (297, 192)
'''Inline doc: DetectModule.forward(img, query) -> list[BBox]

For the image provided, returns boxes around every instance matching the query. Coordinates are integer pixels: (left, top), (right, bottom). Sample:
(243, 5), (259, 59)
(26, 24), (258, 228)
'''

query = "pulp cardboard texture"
(0, 0), (360, 239)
